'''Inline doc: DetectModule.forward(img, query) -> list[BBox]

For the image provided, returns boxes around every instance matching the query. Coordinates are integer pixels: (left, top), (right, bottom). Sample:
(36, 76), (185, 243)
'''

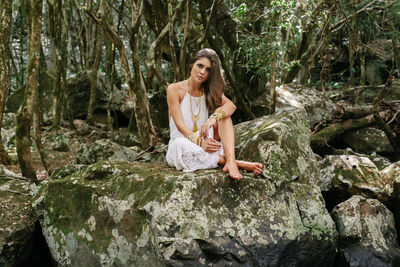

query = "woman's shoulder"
(167, 81), (187, 98)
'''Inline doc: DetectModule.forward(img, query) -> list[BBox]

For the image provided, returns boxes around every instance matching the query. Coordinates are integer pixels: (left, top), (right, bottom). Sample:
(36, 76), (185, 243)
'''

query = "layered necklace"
(186, 79), (203, 132)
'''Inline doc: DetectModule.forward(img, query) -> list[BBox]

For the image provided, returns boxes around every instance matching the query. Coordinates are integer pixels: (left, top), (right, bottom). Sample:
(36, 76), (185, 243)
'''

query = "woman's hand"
(199, 118), (217, 139)
(200, 137), (221, 153)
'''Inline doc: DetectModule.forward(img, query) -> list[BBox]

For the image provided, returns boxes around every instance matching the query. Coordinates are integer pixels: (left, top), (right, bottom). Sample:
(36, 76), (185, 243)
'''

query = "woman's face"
(191, 57), (212, 83)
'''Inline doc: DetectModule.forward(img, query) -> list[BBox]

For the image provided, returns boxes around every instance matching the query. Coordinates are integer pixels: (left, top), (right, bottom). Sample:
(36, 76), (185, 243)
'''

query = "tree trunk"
(179, 0), (192, 80)
(129, 0), (157, 146)
(86, 25), (103, 125)
(48, 0), (63, 131)
(0, 0), (12, 165)
(16, 0), (43, 179)
(310, 111), (389, 154)
(88, 0), (157, 148)
(348, 24), (360, 86)
(283, 0), (334, 84)
(34, 89), (51, 176)
(167, 1), (179, 82)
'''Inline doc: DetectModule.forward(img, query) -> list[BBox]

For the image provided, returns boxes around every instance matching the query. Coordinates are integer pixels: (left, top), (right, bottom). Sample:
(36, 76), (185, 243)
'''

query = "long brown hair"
(189, 48), (225, 112)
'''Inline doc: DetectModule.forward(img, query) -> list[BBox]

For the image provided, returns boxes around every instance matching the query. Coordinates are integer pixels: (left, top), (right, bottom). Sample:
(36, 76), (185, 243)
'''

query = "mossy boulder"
(50, 164), (87, 180)
(5, 72), (54, 114)
(76, 139), (139, 165)
(275, 84), (337, 127)
(34, 108), (338, 266)
(381, 162), (400, 193)
(319, 155), (389, 210)
(331, 195), (400, 266)
(343, 127), (394, 154)
(0, 167), (39, 266)
(335, 148), (393, 170)
(235, 108), (320, 186)
(382, 162), (400, 243)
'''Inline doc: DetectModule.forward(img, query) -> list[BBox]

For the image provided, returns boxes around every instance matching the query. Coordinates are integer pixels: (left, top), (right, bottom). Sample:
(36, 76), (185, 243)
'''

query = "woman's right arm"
(167, 84), (192, 138)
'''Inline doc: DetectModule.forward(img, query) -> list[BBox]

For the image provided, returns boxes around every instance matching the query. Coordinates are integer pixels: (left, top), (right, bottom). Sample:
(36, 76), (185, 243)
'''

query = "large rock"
(6, 71), (125, 121)
(76, 139), (139, 164)
(275, 84), (337, 127)
(331, 195), (400, 266)
(1, 113), (16, 150)
(335, 148), (393, 170)
(343, 127), (394, 154)
(34, 108), (338, 266)
(383, 162), (400, 243)
(0, 166), (38, 266)
(319, 155), (388, 210)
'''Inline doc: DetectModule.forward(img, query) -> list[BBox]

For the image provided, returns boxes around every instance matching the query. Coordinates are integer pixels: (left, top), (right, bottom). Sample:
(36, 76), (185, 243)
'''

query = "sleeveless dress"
(166, 91), (223, 172)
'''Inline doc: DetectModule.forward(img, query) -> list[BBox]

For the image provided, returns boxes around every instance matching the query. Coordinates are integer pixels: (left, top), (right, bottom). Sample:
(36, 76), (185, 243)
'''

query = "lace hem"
(166, 137), (220, 172)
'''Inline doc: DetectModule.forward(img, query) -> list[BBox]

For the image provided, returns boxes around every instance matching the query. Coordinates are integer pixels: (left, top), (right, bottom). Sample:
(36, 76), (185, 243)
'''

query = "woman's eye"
(198, 64), (203, 68)
(206, 68), (211, 72)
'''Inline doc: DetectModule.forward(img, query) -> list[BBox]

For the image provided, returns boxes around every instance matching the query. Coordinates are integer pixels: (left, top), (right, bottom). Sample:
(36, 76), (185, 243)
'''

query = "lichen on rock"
(34, 108), (338, 266)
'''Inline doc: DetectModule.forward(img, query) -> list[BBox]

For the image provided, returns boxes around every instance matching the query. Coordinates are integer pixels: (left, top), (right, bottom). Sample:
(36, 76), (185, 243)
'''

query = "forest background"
(0, 0), (399, 179)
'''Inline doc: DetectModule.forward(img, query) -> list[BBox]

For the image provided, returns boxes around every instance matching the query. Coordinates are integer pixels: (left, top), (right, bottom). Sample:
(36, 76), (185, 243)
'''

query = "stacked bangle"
(210, 110), (227, 122)
(187, 131), (201, 145)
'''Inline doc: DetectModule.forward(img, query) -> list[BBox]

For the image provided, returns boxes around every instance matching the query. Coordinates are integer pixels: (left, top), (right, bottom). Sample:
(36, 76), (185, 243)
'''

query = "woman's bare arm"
(167, 83), (192, 138)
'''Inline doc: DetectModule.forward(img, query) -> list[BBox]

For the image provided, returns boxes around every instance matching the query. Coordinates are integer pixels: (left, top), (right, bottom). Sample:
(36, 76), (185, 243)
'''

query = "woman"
(166, 48), (262, 180)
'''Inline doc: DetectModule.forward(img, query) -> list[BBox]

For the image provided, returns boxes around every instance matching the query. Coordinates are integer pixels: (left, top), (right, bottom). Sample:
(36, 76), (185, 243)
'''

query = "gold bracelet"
(187, 131), (200, 145)
(210, 110), (227, 122)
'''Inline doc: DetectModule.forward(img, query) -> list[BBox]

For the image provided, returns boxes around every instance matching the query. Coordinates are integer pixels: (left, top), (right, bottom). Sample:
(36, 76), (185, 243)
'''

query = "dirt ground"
(5, 125), (85, 180)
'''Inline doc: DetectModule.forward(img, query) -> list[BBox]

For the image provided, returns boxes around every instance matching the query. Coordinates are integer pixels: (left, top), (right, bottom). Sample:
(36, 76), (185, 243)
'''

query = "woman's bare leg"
(216, 117), (242, 179)
(216, 117), (263, 179)
(218, 156), (263, 175)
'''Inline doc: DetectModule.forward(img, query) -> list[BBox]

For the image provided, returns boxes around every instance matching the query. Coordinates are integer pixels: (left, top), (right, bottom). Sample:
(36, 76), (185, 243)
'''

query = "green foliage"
(230, 0), (303, 88)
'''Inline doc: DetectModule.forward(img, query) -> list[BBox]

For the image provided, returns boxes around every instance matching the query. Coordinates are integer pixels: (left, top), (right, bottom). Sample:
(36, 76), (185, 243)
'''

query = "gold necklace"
(187, 79), (203, 132)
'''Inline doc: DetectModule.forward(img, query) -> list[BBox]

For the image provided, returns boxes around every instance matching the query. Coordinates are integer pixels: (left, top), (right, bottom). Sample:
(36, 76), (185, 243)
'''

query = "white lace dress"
(166, 92), (223, 172)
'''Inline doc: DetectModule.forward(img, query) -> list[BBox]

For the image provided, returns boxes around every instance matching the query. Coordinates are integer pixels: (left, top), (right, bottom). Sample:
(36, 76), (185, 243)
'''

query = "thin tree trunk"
(60, 5), (71, 128)
(269, 59), (277, 114)
(310, 111), (389, 154)
(88, 0), (157, 148)
(179, 0), (192, 80)
(33, 90), (51, 176)
(148, 0), (186, 88)
(0, 0), (12, 165)
(17, 1), (26, 88)
(372, 76), (399, 151)
(167, 1), (179, 82)
(71, 0), (85, 70)
(283, 0), (334, 84)
(129, 0), (157, 145)
(196, 0), (216, 49)
(16, 0), (43, 179)
(48, 0), (63, 131)
(348, 25), (360, 86)
(85, 0), (94, 68)
(105, 19), (115, 135)
(86, 25), (103, 125)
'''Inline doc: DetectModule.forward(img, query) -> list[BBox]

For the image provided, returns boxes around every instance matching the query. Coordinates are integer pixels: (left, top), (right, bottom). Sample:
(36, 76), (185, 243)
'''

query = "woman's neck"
(187, 77), (203, 96)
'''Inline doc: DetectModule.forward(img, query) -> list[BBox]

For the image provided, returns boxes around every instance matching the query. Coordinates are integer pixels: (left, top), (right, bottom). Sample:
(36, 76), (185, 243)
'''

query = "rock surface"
(0, 166), (38, 266)
(34, 108), (338, 266)
(276, 84), (337, 127)
(343, 127), (393, 154)
(76, 139), (139, 165)
(331, 195), (400, 267)
(319, 155), (388, 210)
(334, 148), (393, 170)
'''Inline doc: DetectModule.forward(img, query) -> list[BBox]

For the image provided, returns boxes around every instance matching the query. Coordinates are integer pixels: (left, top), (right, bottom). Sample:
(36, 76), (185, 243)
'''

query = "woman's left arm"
(199, 94), (236, 138)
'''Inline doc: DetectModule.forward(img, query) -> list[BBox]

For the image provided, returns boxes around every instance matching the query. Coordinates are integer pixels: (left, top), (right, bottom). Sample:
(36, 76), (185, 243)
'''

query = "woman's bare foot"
(236, 161), (263, 175)
(222, 161), (243, 180)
